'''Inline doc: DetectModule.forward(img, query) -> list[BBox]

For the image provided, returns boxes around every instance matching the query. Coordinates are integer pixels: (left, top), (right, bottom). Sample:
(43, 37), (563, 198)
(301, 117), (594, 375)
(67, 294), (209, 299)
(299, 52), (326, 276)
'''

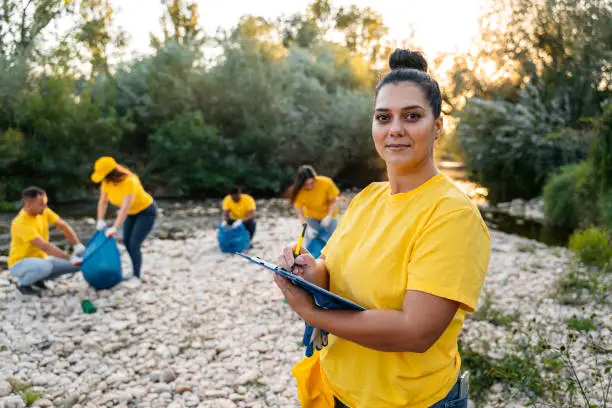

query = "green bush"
(543, 161), (598, 228)
(598, 190), (612, 232)
(568, 227), (611, 268)
(593, 105), (612, 192)
(458, 88), (588, 203)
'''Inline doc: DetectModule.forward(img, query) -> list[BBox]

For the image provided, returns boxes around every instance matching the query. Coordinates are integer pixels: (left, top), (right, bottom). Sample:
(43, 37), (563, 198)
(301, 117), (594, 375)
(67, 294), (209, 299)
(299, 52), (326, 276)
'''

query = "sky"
(109, 0), (490, 59)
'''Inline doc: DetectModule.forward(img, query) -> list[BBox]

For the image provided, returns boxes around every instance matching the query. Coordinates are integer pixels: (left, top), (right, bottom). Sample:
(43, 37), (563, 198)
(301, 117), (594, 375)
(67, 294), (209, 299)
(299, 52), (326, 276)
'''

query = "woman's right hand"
(278, 245), (317, 282)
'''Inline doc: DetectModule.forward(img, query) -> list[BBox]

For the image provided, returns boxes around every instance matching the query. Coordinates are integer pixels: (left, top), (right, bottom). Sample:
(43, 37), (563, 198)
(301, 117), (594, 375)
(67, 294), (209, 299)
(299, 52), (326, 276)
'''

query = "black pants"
(123, 202), (157, 278)
(228, 218), (256, 240)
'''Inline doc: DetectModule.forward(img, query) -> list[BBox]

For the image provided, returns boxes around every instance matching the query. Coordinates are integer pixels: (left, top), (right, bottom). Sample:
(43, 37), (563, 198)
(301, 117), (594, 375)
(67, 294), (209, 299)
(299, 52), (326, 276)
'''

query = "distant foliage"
(450, 0), (611, 202)
(458, 86), (588, 202)
(0, 0), (389, 203)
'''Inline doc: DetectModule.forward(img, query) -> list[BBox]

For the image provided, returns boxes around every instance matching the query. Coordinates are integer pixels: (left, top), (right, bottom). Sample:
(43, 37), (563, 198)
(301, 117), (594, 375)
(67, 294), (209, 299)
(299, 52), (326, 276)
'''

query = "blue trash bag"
(217, 224), (250, 253)
(306, 229), (329, 259)
(80, 231), (123, 290)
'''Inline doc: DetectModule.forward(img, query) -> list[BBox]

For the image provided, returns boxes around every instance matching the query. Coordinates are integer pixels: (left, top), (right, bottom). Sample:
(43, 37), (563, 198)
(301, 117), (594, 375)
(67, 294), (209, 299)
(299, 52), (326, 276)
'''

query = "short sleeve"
(45, 208), (60, 225)
(406, 208), (490, 312)
(327, 179), (340, 200)
(222, 196), (231, 210)
(12, 221), (39, 243)
(293, 192), (303, 209)
(101, 181), (108, 194)
(247, 196), (256, 210)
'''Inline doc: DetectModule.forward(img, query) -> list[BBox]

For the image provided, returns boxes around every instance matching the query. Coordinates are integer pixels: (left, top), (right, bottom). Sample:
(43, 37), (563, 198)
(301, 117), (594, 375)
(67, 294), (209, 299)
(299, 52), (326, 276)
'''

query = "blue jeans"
(123, 203), (157, 278)
(10, 257), (79, 286)
(429, 376), (469, 408)
(305, 217), (338, 246)
(334, 376), (468, 408)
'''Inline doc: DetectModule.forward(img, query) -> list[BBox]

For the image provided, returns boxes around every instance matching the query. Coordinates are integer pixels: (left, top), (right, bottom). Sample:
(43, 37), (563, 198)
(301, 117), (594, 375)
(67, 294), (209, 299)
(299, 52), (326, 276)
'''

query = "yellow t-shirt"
(8, 208), (60, 267)
(294, 176), (340, 220)
(102, 174), (154, 215)
(319, 173), (490, 408)
(222, 194), (256, 220)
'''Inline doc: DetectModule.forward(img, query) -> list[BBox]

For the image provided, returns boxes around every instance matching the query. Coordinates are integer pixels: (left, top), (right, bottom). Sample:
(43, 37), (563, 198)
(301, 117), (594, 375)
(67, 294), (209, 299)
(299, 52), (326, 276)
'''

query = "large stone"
(160, 369), (177, 384)
(0, 380), (12, 397)
(0, 395), (26, 408)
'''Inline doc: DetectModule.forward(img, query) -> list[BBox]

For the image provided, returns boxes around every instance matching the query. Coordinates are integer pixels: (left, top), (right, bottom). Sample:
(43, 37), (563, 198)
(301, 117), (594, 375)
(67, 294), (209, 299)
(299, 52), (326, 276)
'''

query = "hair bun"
(388, 49), (428, 72)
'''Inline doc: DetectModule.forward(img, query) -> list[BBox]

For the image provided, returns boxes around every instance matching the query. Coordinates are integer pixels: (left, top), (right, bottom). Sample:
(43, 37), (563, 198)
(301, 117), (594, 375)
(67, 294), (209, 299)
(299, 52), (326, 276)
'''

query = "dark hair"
(22, 186), (46, 200)
(104, 166), (130, 183)
(290, 165), (317, 203)
(374, 49), (442, 118)
(230, 186), (241, 195)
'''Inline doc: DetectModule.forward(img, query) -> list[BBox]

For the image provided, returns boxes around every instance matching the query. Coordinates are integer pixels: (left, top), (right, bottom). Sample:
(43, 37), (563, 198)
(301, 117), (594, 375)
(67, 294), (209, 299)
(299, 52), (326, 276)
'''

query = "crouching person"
(8, 187), (85, 295)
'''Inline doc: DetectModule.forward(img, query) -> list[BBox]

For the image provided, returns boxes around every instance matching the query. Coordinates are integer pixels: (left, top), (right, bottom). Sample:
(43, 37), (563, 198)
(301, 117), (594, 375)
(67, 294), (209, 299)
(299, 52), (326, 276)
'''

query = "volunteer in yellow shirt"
(91, 156), (156, 280)
(290, 165), (340, 244)
(8, 186), (86, 295)
(222, 186), (257, 239)
(275, 49), (490, 408)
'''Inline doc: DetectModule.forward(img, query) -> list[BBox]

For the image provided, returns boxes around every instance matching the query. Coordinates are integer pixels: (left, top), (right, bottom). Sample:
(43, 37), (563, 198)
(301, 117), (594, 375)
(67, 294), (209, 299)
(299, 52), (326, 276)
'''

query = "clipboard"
(235, 252), (366, 311)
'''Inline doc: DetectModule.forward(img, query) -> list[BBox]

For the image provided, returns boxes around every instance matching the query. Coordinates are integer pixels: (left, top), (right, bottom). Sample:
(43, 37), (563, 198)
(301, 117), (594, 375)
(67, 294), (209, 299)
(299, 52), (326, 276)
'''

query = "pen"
(291, 223), (308, 271)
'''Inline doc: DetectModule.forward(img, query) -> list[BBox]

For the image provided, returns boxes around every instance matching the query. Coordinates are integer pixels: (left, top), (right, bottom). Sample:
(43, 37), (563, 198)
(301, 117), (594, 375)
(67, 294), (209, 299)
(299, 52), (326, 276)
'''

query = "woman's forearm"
(97, 195), (108, 220)
(303, 307), (426, 353)
(113, 194), (134, 228)
(296, 208), (306, 224)
(327, 198), (337, 217)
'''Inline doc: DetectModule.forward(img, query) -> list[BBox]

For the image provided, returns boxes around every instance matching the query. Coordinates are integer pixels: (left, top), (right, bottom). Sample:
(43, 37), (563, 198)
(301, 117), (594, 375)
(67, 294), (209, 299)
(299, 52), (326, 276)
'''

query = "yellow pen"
(290, 223), (308, 272)
(294, 223), (308, 257)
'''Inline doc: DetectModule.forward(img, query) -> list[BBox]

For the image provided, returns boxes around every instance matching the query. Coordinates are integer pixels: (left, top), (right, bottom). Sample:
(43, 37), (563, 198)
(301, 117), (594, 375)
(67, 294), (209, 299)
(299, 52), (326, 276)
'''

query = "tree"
(334, 5), (387, 63)
(151, 0), (204, 48)
(75, 0), (126, 76)
(0, 0), (71, 62)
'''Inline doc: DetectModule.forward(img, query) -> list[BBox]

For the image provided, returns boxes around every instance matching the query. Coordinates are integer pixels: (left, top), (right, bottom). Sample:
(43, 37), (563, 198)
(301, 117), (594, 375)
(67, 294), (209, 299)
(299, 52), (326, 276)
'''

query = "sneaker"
(123, 278), (141, 289)
(33, 281), (49, 290)
(16, 285), (40, 296)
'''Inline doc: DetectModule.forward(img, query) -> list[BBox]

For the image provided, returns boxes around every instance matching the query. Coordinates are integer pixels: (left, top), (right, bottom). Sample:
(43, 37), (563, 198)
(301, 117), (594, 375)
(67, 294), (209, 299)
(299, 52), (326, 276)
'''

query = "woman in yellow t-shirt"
(91, 157), (156, 281)
(289, 165), (340, 244)
(275, 49), (490, 408)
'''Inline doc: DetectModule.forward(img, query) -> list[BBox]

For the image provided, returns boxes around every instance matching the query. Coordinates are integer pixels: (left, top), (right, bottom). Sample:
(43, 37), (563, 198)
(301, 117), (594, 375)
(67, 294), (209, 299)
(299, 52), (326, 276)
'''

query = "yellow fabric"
(102, 175), (153, 215)
(8, 208), (60, 267)
(91, 156), (117, 183)
(294, 176), (340, 220)
(222, 194), (256, 220)
(317, 173), (490, 408)
(292, 350), (335, 408)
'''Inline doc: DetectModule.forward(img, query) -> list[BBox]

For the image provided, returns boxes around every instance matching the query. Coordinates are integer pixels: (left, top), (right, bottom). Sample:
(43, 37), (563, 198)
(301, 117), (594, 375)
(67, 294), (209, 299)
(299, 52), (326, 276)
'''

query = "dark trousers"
(228, 218), (256, 240)
(123, 203), (157, 278)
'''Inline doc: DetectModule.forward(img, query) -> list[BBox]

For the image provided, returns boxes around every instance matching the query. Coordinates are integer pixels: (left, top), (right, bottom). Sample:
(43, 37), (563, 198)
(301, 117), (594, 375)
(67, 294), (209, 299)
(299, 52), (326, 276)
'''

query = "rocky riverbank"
(0, 199), (609, 408)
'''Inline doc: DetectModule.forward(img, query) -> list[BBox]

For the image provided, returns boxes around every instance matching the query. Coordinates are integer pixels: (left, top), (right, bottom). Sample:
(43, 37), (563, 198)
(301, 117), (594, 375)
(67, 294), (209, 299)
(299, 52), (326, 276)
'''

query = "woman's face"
(372, 82), (442, 171)
(303, 177), (315, 190)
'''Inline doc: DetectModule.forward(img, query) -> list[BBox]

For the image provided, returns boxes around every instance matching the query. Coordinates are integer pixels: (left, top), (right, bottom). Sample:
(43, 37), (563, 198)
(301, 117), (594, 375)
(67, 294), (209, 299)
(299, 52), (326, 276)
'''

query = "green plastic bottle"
(81, 299), (97, 314)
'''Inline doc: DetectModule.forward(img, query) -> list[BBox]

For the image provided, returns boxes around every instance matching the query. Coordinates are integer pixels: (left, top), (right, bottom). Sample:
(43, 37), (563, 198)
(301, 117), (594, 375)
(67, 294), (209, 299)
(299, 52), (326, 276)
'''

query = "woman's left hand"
(274, 274), (316, 320)
(105, 226), (117, 238)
